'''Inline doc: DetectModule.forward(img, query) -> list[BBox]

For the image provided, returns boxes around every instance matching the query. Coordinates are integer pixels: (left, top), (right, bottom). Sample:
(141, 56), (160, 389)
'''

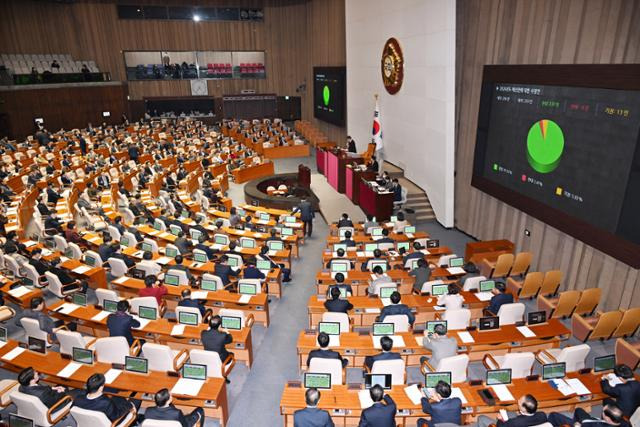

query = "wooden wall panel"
(455, 0), (640, 311)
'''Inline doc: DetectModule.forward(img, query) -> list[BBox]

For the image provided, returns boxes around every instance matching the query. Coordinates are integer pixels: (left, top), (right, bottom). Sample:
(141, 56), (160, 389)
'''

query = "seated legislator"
(486, 281), (514, 315)
(411, 259), (432, 294)
(74, 373), (139, 421)
(367, 266), (393, 296)
(15, 296), (76, 341)
(324, 286), (353, 313)
(403, 241), (426, 265)
(137, 251), (162, 276)
(243, 258), (266, 280)
(364, 336), (402, 371)
(361, 249), (389, 272)
(307, 332), (348, 369)
(326, 248), (355, 270)
(172, 255), (193, 280)
(178, 288), (206, 317)
(17, 367), (69, 408)
(138, 275), (168, 305)
(392, 211), (409, 233)
(200, 315), (233, 377)
(144, 388), (204, 427)
(64, 221), (83, 244)
(437, 284), (464, 310)
(339, 230), (356, 247)
(477, 395), (547, 427)
(419, 323), (457, 368)
(417, 380), (462, 427)
(214, 255), (240, 288)
(337, 213), (354, 228)
(194, 234), (216, 260)
(258, 245), (292, 283)
(326, 272), (353, 298)
(376, 228), (395, 244)
(107, 300), (140, 345)
(600, 364), (640, 417)
(548, 402), (627, 427)
(358, 384), (397, 427)
(294, 388), (335, 427)
(363, 215), (378, 233)
(377, 291), (415, 326)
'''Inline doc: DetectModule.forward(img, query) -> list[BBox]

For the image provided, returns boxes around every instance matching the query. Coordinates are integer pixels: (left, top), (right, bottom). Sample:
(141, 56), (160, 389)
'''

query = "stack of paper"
(73, 265), (92, 274)
(155, 256), (172, 265)
(358, 389), (374, 409)
(566, 378), (591, 395)
(113, 276), (129, 284)
(132, 317), (151, 330)
(604, 373), (623, 387)
(57, 362), (82, 378)
(381, 298), (392, 307)
(171, 325), (186, 336)
(491, 384), (515, 402)
(516, 326), (536, 338)
(450, 387), (468, 404)
(364, 308), (381, 314)
(91, 311), (110, 322)
(447, 267), (466, 275)
(238, 295), (252, 304)
(327, 335), (340, 348)
(56, 303), (80, 315)
(191, 291), (209, 300)
(8, 286), (31, 298)
(550, 379), (574, 396)
(404, 384), (423, 405)
(476, 292), (493, 301)
(2, 347), (25, 361)
(457, 331), (475, 343)
(104, 369), (122, 385)
(171, 378), (204, 396)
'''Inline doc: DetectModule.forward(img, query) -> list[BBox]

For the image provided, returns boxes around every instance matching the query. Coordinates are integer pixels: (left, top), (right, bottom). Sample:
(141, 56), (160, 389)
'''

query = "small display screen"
(72, 293), (87, 306)
(165, 274), (180, 286)
(239, 283), (257, 295)
(72, 347), (94, 365)
(542, 363), (566, 380)
(194, 253), (208, 263)
(221, 316), (242, 330)
(318, 322), (340, 335)
(125, 356), (148, 374)
(486, 369), (512, 385)
(426, 321), (447, 334)
(449, 257), (464, 267)
(379, 287), (396, 298)
(365, 373), (391, 389)
(178, 311), (199, 325)
(425, 372), (451, 388)
(594, 355), (616, 372)
(479, 280), (495, 292)
(104, 299), (118, 312)
(165, 247), (178, 258)
(432, 284), (449, 296)
(201, 279), (217, 291)
(372, 322), (394, 336)
(479, 316), (499, 331)
(139, 306), (157, 320)
(527, 311), (547, 325)
(182, 363), (207, 380)
(304, 373), (331, 389)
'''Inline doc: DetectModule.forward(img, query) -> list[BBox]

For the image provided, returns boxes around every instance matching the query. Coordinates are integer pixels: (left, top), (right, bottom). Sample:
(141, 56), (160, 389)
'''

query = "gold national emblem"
(381, 37), (403, 94)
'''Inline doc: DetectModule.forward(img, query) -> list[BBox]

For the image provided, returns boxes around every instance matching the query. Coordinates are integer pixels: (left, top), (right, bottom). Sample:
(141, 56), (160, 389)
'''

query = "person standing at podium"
(347, 136), (357, 153)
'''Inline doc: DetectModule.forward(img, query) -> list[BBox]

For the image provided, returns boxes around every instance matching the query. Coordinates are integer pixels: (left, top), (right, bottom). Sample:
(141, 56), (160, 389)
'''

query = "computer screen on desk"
(189, 229), (202, 241)
(268, 241), (284, 251)
(241, 239), (256, 248)
(365, 373), (391, 389)
(479, 316), (499, 331)
(214, 235), (228, 245)
(194, 253), (208, 263)
(142, 243), (153, 252)
(281, 227), (293, 236)
(221, 316), (242, 330)
(486, 369), (512, 385)
(479, 280), (495, 292)
(404, 226), (416, 234)
(182, 363), (207, 380)
(139, 306), (157, 320)
(371, 228), (383, 237)
(165, 274), (180, 286)
(365, 243), (379, 252)
(72, 293), (87, 306)
(125, 356), (148, 374)
(379, 287), (396, 299)
(370, 261), (387, 272)
(333, 244), (347, 253)
(594, 355), (615, 372)
(318, 322), (340, 336)
(373, 322), (394, 336)
(527, 311), (546, 325)
(331, 262), (348, 273)
(227, 257), (239, 267)
(73, 347), (94, 365)
(28, 337), (45, 354)
(104, 299), (118, 312)
(448, 257), (464, 268)
(201, 279), (217, 291)
(426, 321), (447, 334)
(542, 362), (566, 380)
(178, 311), (199, 326)
(431, 284), (449, 296)
(396, 242), (410, 252)
(304, 373), (331, 389)
(425, 372), (452, 388)
(427, 239), (439, 248)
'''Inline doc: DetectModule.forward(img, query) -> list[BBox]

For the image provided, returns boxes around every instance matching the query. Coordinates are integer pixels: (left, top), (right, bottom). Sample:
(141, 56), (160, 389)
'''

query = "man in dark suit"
(36, 197), (51, 216)
(392, 178), (402, 202)
(364, 336), (402, 371)
(326, 273), (353, 298)
(98, 235), (115, 262)
(127, 144), (139, 162)
(292, 196), (314, 237)
(17, 367), (69, 408)
(378, 292), (415, 326)
(294, 388), (335, 427)
(358, 384), (396, 427)
(324, 286), (353, 313)
(403, 242), (426, 265)
(326, 248), (355, 270)
(361, 249), (389, 272)
(73, 373), (138, 422)
(243, 258), (266, 280)
(28, 248), (49, 275)
(417, 380), (461, 427)
(178, 289), (206, 316)
(194, 235), (216, 260)
(376, 228), (395, 244)
(112, 216), (127, 235)
(258, 245), (292, 283)
(548, 402), (626, 427)
(307, 332), (348, 369)
(600, 364), (640, 417)
(174, 232), (192, 255)
(106, 300), (140, 345)
(214, 255), (240, 288)
(337, 213), (354, 228)
(479, 395), (547, 427)
(486, 281), (514, 315)
(44, 214), (63, 233)
(171, 255), (193, 280)
(200, 315), (233, 368)
(347, 136), (357, 153)
(191, 217), (210, 240)
(340, 230), (357, 247)
(144, 388), (204, 427)
(46, 186), (61, 205)
(109, 243), (135, 268)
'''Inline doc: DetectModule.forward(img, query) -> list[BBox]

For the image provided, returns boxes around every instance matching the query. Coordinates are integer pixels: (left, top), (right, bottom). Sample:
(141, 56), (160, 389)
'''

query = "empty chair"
(10, 390), (72, 426)
(4, 255), (20, 277)
(71, 405), (136, 427)
(20, 317), (51, 345)
(84, 250), (103, 267)
(321, 312), (349, 333)
(497, 302), (525, 325)
(507, 271), (543, 299)
(53, 235), (68, 252)
(538, 270), (563, 297)
(108, 257), (129, 278)
(217, 309), (254, 329)
(96, 288), (119, 306)
(21, 263), (46, 288)
(462, 275), (487, 292)
(612, 307), (640, 338)
(309, 357), (344, 386)
(141, 342), (188, 373)
(441, 308), (471, 330)
(371, 358), (406, 385)
(421, 354), (469, 383)
(93, 336), (140, 364)
(382, 314), (410, 332)
(483, 352), (535, 378)
(107, 225), (122, 241)
(482, 253), (514, 278)
(572, 310), (623, 342)
(166, 268), (189, 286)
(536, 344), (590, 372)
(129, 296), (161, 316)
(574, 288), (601, 317)
(44, 271), (78, 298)
(615, 338), (640, 371)
(57, 330), (95, 356)
(509, 252), (532, 277)
(538, 290), (580, 319)
(189, 349), (234, 379)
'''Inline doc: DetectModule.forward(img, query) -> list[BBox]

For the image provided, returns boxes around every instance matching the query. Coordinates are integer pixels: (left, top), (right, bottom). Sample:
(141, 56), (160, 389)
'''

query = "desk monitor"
(379, 286), (396, 299)
(396, 242), (410, 252)
(182, 363), (207, 380)
(103, 299), (118, 313)
(221, 316), (242, 330)
(281, 227), (293, 236)
(404, 226), (416, 234)
(542, 362), (566, 380)
(304, 373), (331, 389)
(178, 311), (199, 326)
(425, 372), (452, 388)
(236, 208), (245, 217)
(200, 278), (217, 291)
(285, 216), (297, 223)
(370, 261), (387, 272)
(132, 269), (145, 279)
(527, 311), (547, 325)
(180, 210), (190, 219)
(331, 262), (348, 273)
(365, 373), (392, 390)
(318, 321), (340, 336)
(9, 414), (34, 427)
(165, 274), (180, 286)
(372, 322), (394, 336)
(365, 243), (379, 252)
(171, 227), (182, 236)
(426, 320), (448, 334)
(241, 239), (256, 248)
(64, 247), (74, 258)
(72, 347), (94, 365)
(28, 336), (46, 354)
(141, 242), (153, 252)
(125, 356), (148, 374)
(193, 252), (208, 263)
(371, 228), (383, 237)
(227, 257), (239, 267)
(257, 260), (271, 271)
(390, 215), (398, 222)
(486, 369), (512, 386)
(267, 241), (284, 251)
(214, 235), (228, 245)
(594, 355), (616, 372)
(338, 229), (348, 239)
(333, 243), (347, 253)
(72, 293), (87, 307)
(139, 306), (157, 320)
(432, 284), (449, 296)
(328, 285), (348, 299)
(479, 316), (499, 331)
(0, 326), (6, 343)
(427, 239), (440, 248)
(479, 280), (495, 292)
(239, 282), (257, 295)
(153, 221), (162, 231)
(259, 212), (270, 221)
(189, 229), (202, 241)
(85, 255), (96, 267)
(448, 257), (464, 268)
(120, 237), (129, 247)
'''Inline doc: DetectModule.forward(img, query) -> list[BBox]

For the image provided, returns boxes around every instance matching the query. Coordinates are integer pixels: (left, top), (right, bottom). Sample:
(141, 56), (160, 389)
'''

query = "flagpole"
(373, 93), (383, 174)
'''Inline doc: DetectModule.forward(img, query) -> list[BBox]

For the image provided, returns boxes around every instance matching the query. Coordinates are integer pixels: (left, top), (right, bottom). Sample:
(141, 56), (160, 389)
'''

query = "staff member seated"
(420, 323), (457, 368)
(138, 275), (168, 305)
(15, 296), (76, 341)
(377, 291), (415, 326)
(178, 288), (206, 316)
(411, 258), (432, 294)
(600, 364), (640, 418)
(358, 384), (396, 427)
(377, 228), (395, 244)
(477, 394), (547, 427)
(417, 380), (462, 427)
(364, 336), (401, 371)
(200, 315), (233, 383)
(339, 230), (356, 247)
(485, 281), (513, 315)
(437, 284), (464, 310)
(361, 249), (389, 272)
(144, 388), (204, 427)
(106, 300), (140, 345)
(74, 373), (139, 422)
(326, 248), (355, 270)
(17, 367), (69, 408)
(293, 388), (335, 427)
(548, 402), (626, 427)
(307, 332), (348, 369)
(324, 286), (353, 313)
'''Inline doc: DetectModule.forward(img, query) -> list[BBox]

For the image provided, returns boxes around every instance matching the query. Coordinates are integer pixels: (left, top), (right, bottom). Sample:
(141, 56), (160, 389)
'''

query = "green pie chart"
(323, 85), (330, 106)
(526, 119), (564, 173)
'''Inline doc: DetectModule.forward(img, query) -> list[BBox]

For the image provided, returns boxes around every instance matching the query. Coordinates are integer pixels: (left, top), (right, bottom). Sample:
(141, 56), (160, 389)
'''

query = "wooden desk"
(321, 247), (451, 270)
(262, 144), (310, 159)
(232, 162), (275, 184)
(0, 340), (229, 426)
(325, 231), (429, 245)
(465, 239), (515, 264)
(0, 277), (43, 309)
(359, 180), (394, 221)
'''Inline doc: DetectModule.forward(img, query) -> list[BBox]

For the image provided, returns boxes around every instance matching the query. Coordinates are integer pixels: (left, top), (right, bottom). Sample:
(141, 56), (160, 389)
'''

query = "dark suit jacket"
(201, 329), (232, 362)
(337, 219), (354, 228)
(324, 298), (353, 313)
(364, 352), (402, 371)
(340, 239), (356, 247)
(214, 264), (239, 286)
(488, 293), (514, 315)
(29, 258), (49, 275)
(243, 266), (265, 280)
(178, 298), (205, 316)
(18, 384), (67, 408)
(73, 393), (130, 422)
(110, 252), (135, 268)
(294, 201), (315, 221)
(379, 304), (415, 325)
(358, 395), (396, 427)
(106, 312), (140, 345)
(144, 405), (193, 427)
(307, 348), (348, 369)
(600, 379), (640, 417)
(497, 412), (547, 427)
(194, 243), (215, 260)
(294, 407), (335, 427)
(98, 244), (114, 262)
(420, 397), (462, 425)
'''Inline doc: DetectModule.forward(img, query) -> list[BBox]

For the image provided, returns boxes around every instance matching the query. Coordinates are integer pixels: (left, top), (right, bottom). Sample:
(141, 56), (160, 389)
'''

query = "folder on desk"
(238, 295), (252, 304)
(73, 265), (92, 274)
(404, 384), (423, 405)
(358, 389), (374, 409)
(57, 362), (82, 378)
(171, 378), (204, 396)
(171, 325), (186, 336)
(491, 384), (515, 402)
(516, 326), (536, 338)
(104, 369), (122, 385)
(566, 378), (591, 395)
(447, 267), (466, 275)
(2, 347), (25, 361)
(190, 291), (209, 300)
(91, 311), (110, 322)
(155, 256), (172, 265)
(8, 286), (30, 298)
(56, 303), (80, 315)
(457, 331), (475, 343)
(113, 276), (129, 285)
(476, 292), (493, 301)
(365, 308), (381, 314)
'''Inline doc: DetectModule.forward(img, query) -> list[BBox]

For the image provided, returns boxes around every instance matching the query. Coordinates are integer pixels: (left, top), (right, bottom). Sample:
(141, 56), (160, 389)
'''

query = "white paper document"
(2, 347), (25, 361)
(447, 267), (466, 275)
(365, 308), (381, 314)
(237, 295), (252, 304)
(380, 298), (392, 307)
(516, 326), (536, 338)
(91, 311), (110, 322)
(372, 335), (405, 349)
(113, 276), (129, 284)
(550, 379), (574, 396)
(604, 373), (623, 387)
(56, 303), (80, 315)
(190, 291), (209, 300)
(415, 336), (424, 346)
(155, 256), (172, 265)
(566, 378), (591, 395)
(57, 362), (82, 378)
(327, 335), (340, 348)
(171, 378), (204, 396)
(404, 384), (423, 405)
(433, 306), (446, 311)
(171, 325), (186, 336)
(104, 369), (122, 385)
(73, 265), (92, 274)
(23, 241), (38, 248)
(358, 389), (374, 409)
(476, 292), (493, 301)
(132, 317), (150, 330)
(457, 331), (475, 343)
(450, 387), (468, 404)
(491, 384), (515, 402)
(8, 286), (31, 298)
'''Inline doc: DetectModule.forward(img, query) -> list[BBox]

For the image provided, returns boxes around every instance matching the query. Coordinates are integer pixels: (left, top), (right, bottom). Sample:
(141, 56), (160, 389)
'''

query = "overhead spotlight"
(193, 14), (201, 22)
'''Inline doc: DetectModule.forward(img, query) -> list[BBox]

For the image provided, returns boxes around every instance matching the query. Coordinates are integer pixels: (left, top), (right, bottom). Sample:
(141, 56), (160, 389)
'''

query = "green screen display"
(425, 372), (451, 388)
(304, 373), (331, 389)
(373, 322), (394, 336)
(318, 322), (340, 335)
(486, 369), (512, 385)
